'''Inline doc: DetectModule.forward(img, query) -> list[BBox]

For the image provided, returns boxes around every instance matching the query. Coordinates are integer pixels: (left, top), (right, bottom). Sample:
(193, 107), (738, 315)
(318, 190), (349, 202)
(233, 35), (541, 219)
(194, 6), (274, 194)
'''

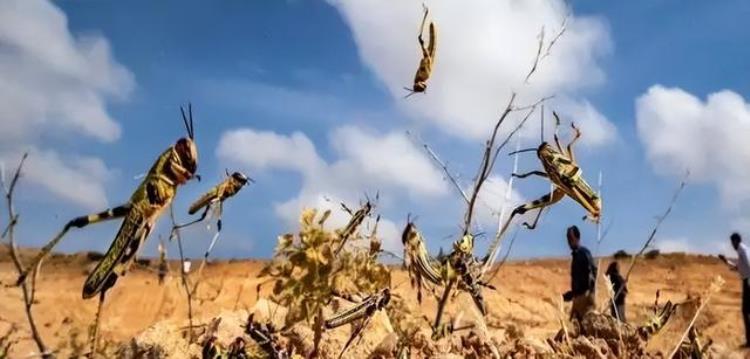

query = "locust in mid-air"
(404, 4), (437, 97)
(501, 111), (601, 232)
(185, 170), (252, 229)
(173, 170), (252, 267)
(15, 104), (199, 351)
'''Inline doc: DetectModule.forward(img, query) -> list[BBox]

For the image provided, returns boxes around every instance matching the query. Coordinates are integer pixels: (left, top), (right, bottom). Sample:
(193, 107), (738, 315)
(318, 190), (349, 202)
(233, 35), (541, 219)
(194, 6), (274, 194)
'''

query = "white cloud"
(327, 0), (615, 145)
(216, 129), (323, 175)
(554, 98), (618, 148)
(329, 126), (446, 196)
(217, 126), (449, 251)
(0, 0), (134, 209)
(1, 148), (113, 209)
(0, 0), (134, 143)
(636, 86), (750, 206)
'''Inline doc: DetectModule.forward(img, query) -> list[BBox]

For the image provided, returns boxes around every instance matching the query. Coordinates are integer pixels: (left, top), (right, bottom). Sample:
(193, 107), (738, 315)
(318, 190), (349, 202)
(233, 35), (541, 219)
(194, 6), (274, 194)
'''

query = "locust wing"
(402, 224), (442, 303)
(82, 208), (151, 299)
(188, 186), (221, 215)
(427, 22), (437, 61)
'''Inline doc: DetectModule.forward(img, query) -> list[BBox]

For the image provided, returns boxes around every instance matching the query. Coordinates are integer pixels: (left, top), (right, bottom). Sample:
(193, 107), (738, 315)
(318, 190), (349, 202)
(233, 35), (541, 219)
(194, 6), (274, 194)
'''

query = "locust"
(402, 221), (443, 303)
(402, 222), (492, 337)
(244, 314), (289, 359)
(324, 288), (391, 359)
(501, 111), (601, 232)
(404, 4), (436, 98)
(174, 170), (252, 267)
(637, 300), (677, 341)
(335, 200), (373, 255)
(676, 326), (712, 359)
(15, 104), (199, 352)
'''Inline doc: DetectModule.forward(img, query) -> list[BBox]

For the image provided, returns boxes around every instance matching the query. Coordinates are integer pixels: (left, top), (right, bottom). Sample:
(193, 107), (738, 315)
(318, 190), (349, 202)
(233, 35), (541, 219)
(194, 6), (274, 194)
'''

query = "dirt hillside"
(0, 246), (747, 357)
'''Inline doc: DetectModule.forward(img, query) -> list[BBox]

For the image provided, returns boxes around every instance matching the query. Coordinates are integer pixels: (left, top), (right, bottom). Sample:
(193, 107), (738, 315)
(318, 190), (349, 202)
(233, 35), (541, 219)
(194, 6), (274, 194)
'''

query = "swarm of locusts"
(2, 4), (725, 359)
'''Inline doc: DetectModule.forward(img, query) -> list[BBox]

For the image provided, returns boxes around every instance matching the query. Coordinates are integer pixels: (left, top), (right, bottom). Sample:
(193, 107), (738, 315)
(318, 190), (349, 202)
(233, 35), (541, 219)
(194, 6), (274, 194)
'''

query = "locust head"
(413, 81), (427, 93)
(536, 142), (559, 163)
(172, 104), (199, 184)
(229, 171), (253, 186)
(453, 234), (474, 254)
(173, 137), (198, 183)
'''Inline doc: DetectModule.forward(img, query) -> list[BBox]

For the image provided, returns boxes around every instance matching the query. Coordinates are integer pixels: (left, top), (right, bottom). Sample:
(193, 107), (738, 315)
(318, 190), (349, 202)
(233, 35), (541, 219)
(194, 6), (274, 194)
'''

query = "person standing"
(563, 225), (597, 322)
(719, 232), (750, 347)
(606, 261), (628, 322)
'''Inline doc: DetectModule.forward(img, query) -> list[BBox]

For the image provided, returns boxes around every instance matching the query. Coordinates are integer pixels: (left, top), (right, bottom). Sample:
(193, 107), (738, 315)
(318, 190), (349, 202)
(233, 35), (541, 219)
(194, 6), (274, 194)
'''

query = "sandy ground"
(0, 246), (748, 357)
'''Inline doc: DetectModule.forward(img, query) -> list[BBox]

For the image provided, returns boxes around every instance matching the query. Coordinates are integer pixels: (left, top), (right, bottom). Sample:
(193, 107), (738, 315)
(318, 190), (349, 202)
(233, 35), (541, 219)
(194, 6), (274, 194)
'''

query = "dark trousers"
(743, 279), (750, 344)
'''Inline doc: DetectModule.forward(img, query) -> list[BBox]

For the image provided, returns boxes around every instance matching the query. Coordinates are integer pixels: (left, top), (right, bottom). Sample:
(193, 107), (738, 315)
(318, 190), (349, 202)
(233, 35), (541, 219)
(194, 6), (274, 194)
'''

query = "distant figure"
(606, 261), (628, 322)
(719, 232), (750, 347)
(157, 241), (168, 285)
(562, 225), (597, 322)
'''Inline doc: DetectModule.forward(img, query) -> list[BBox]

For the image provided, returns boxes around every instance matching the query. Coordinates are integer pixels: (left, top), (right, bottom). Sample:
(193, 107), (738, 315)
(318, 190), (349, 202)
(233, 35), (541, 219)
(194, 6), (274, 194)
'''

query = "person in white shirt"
(720, 232), (750, 347)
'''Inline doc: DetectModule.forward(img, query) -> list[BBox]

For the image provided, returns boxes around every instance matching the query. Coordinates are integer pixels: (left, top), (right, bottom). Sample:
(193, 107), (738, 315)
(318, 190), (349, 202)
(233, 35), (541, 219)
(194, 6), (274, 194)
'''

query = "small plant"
(644, 249), (660, 260)
(258, 204), (391, 357)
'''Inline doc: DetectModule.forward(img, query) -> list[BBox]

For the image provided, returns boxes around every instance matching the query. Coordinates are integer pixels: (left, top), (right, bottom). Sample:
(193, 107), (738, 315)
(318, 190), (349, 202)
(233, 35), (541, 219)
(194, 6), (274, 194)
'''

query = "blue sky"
(2, 0), (749, 261)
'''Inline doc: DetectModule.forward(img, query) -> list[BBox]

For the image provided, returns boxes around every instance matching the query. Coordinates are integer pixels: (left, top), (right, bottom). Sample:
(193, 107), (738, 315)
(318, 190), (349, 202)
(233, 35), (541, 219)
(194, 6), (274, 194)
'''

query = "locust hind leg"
(418, 4), (429, 54)
(338, 314), (374, 359)
(552, 112), (565, 152)
(512, 170), (548, 179)
(511, 188), (565, 229)
(16, 205), (131, 286)
(173, 201), (215, 232)
(566, 123), (581, 163)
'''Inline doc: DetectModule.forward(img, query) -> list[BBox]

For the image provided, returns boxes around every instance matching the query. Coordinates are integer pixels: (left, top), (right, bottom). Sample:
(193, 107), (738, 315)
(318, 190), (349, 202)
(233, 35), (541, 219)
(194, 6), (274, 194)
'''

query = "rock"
(368, 332), (399, 359)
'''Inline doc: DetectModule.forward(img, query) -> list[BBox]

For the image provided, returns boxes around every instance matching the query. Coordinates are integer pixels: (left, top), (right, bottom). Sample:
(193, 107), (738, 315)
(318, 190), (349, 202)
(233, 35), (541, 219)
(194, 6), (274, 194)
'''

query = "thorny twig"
(0, 153), (51, 358)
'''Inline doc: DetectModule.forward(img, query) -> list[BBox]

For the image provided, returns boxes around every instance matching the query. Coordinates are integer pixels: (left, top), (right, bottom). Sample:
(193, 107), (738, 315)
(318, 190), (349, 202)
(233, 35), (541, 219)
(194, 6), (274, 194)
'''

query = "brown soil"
(0, 246), (746, 358)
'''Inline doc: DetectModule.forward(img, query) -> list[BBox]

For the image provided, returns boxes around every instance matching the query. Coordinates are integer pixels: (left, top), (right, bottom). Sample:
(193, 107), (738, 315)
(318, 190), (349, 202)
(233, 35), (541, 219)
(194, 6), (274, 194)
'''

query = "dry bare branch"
(408, 131), (470, 204)
(0, 153), (50, 358)
(523, 27), (545, 83)
(541, 14), (569, 61)
(624, 173), (688, 283)
(601, 173), (688, 311)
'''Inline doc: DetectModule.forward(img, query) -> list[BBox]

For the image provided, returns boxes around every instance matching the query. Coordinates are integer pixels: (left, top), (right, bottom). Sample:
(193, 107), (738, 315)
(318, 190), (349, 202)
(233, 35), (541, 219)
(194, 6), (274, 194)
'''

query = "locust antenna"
(180, 105), (190, 138)
(508, 148), (537, 156)
(540, 104), (545, 143)
(403, 88), (417, 99)
(188, 103), (195, 139)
